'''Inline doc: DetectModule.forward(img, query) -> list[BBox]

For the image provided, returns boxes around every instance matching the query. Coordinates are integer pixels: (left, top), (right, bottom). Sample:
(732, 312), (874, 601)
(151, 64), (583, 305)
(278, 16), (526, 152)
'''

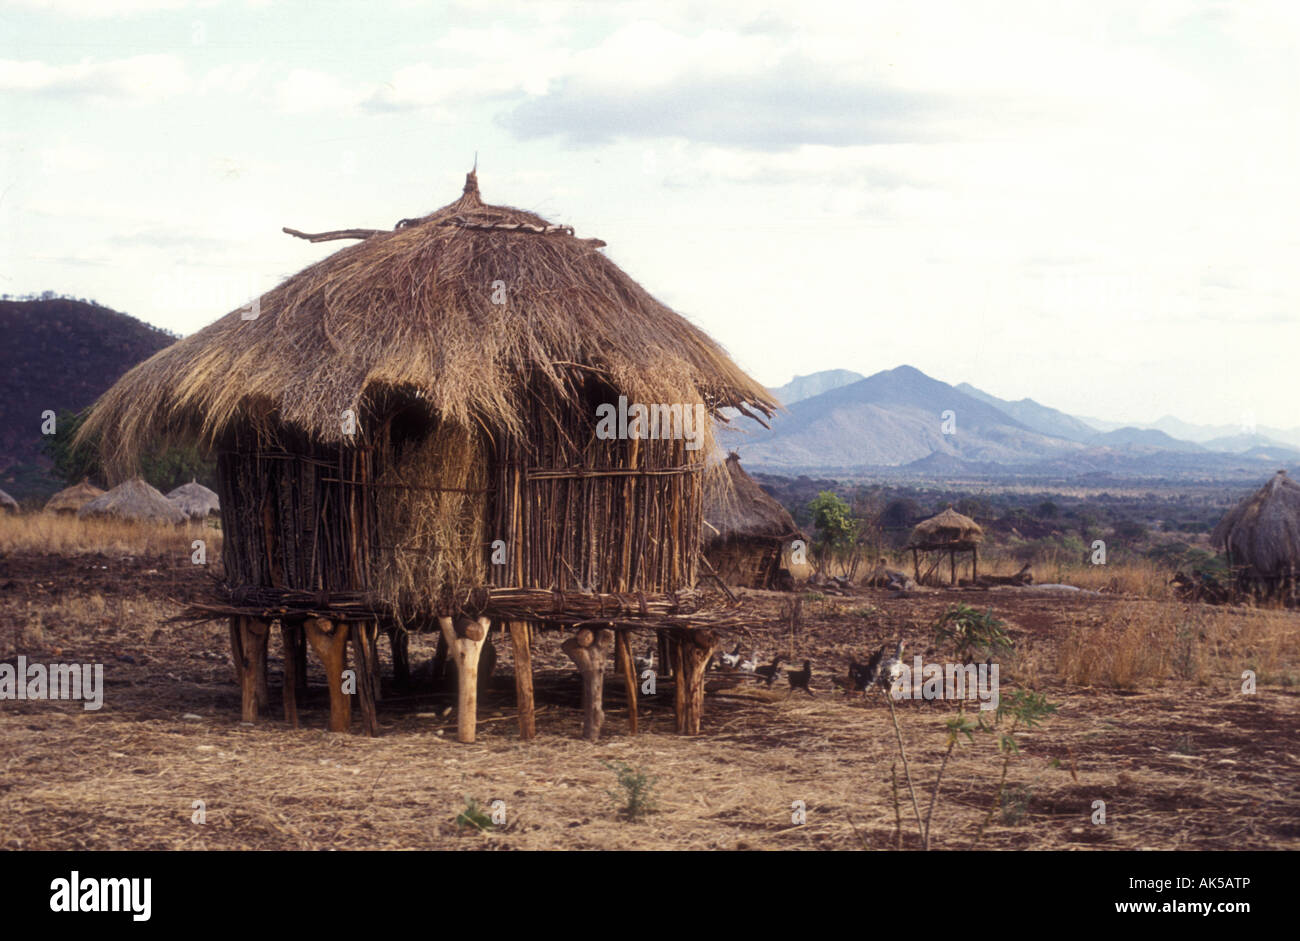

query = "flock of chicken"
(631, 639), (908, 699)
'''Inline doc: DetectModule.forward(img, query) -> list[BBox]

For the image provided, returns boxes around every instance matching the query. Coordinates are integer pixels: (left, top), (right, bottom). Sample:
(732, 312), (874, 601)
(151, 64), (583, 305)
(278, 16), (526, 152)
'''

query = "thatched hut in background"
(166, 480), (220, 522)
(1213, 469), (1300, 602)
(907, 506), (984, 585)
(44, 478), (104, 515)
(0, 488), (17, 514)
(77, 477), (186, 525)
(702, 452), (802, 589)
(78, 170), (775, 742)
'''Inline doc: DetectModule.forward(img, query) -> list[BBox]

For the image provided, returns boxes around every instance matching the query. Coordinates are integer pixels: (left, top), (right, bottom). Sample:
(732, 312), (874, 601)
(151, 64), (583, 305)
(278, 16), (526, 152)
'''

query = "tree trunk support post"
(349, 621), (380, 737)
(280, 621), (301, 729)
(305, 617), (352, 733)
(614, 629), (639, 733)
(236, 616), (270, 722)
(440, 615), (492, 744)
(561, 627), (614, 742)
(672, 628), (717, 735)
(508, 621), (536, 741)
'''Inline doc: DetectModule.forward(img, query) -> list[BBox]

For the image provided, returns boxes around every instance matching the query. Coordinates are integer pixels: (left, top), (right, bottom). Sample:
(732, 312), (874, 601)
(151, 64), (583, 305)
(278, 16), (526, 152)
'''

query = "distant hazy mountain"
(1085, 427), (1205, 452)
(767, 369), (865, 406)
(955, 383), (1097, 443)
(738, 365), (1082, 470)
(734, 364), (1292, 478)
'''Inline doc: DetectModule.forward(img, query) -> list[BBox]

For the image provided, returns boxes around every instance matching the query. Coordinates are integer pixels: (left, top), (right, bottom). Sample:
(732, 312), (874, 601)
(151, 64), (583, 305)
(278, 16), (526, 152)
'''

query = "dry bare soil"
(1, 547), (1297, 851)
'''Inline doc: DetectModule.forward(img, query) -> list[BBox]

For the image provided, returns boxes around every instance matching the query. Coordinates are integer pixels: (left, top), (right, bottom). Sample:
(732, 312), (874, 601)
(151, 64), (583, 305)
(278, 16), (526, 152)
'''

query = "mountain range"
(733, 366), (1300, 478)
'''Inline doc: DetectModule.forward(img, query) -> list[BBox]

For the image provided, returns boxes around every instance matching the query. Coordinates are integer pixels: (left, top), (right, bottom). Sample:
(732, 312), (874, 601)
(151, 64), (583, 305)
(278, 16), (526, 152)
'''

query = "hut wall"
(216, 375), (706, 619)
(706, 538), (781, 589)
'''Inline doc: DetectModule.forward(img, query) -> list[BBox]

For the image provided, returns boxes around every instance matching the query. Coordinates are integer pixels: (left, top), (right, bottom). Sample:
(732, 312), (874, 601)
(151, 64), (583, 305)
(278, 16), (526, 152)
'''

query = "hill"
(767, 369), (865, 406)
(736, 365), (1083, 470)
(955, 382), (1098, 443)
(0, 297), (175, 498)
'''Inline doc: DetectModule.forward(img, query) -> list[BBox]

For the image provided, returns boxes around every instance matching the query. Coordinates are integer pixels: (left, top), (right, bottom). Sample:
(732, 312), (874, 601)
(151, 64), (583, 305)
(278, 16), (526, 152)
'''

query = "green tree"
(808, 490), (858, 575)
(40, 408), (216, 493)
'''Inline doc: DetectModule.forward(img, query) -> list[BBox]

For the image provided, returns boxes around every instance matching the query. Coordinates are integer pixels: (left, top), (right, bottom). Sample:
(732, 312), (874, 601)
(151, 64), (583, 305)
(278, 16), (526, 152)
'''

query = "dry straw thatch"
(165, 480), (220, 520)
(78, 170), (775, 474)
(44, 478), (105, 515)
(702, 452), (802, 589)
(0, 489), (17, 514)
(703, 452), (801, 544)
(909, 506), (984, 549)
(1213, 469), (1300, 579)
(78, 477), (186, 525)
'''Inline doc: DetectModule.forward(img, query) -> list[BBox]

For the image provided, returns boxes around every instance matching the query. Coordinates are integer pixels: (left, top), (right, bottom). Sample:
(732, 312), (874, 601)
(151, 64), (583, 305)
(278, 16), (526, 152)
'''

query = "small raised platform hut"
(78, 170), (775, 742)
(702, 452), (802, 589)
(907, 506), (983, 586)
(1213, 469), (1300, 604)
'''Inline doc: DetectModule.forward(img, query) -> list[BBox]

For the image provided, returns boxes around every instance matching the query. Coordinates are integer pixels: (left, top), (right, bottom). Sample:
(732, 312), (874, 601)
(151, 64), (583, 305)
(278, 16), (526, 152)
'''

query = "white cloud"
(0, 54), (190, 101)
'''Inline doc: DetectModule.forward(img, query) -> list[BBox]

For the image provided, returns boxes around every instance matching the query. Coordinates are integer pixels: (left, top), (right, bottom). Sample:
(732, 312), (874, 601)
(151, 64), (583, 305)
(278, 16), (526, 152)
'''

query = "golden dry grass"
(2, 526), (1297, 851)
(0, 511), (219, 557)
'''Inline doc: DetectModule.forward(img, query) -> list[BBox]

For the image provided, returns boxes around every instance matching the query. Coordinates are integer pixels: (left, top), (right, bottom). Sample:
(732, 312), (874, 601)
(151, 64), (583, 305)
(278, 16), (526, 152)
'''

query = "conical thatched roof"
(0, 488), (17, 513)
(166, 479), (220, 520)
(78, 170), (776, 474)
(44, 478), (105, 515)
(703, 452), (802, 544)
(1213, 470), (1300, 577)
(78, 477), (186, 525)
(909, 506), (984, 548)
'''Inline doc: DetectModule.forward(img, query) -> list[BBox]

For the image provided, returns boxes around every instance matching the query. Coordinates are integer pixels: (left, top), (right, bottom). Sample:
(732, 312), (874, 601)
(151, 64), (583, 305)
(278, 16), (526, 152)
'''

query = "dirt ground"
(1, 549), (1297, 850)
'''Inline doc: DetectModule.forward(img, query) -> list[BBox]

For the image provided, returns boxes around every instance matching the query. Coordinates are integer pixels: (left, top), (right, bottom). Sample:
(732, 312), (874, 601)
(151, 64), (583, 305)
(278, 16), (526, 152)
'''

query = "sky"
(2, 0), (1297, 429)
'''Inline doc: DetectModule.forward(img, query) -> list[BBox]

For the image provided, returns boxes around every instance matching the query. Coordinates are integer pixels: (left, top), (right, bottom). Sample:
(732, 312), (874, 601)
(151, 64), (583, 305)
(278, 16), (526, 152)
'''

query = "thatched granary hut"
(702, 452), (802, 589)
(166, 480), (220, 521)
(907, 506), (984, 585)
(78, 170), (775, 741)
(44, 478), (104, 515)
(0, 488), (17, 514)
(77, 477), (187, 525)
(1213, 469), (1300, 601)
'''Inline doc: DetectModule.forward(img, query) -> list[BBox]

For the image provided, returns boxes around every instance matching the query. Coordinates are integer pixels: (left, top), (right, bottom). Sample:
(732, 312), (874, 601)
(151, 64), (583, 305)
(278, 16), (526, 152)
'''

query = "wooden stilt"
(350, 622), (380, 737)
(305, 617), (352, 733)
(237, 617), (270, 721)
(280, 621), (300, 729)
(672, 629), (717, 735)
(365, 621), (382, 704)
(293, 624), (308, 698)
(561, 627), (614, 742)
(388, 626), (411, 691)
(509, 621), (536, 741)
(656, 629), (673, 680)
(912, 548), (920, 581)
(440, 615), (491, 744)
(228, 617), (243, 686)
(972, 546), (978, 581)
(950, 550), (957, 586)
(615, 629), (638, 734)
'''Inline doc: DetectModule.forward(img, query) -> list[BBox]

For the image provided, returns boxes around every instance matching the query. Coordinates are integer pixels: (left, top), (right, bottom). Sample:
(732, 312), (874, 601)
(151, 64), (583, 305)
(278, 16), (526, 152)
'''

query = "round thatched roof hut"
(907, 506), (984, 585)
(44, 478), (105, 515)
(1213, 470), (1300, 595)
(702, 452), (803, 589)
(78, 477), (187, 525)
(78, 170), (775, 740)
(0, 488), (17, 514)
(166, 480), (220, 521)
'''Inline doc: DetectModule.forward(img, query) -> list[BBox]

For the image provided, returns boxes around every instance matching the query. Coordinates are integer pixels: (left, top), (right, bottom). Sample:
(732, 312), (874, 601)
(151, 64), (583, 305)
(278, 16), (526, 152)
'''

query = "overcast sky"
(2, 0), (1297, 429)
